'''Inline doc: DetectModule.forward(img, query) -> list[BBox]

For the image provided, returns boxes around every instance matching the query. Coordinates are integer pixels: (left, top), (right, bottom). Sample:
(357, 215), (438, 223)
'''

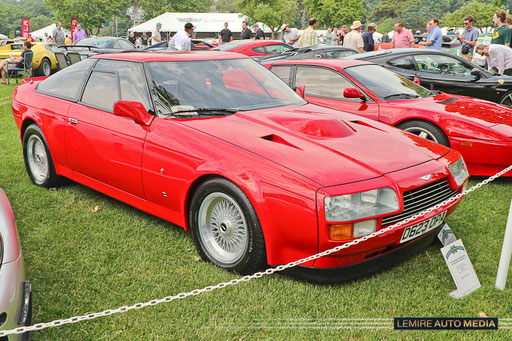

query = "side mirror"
(295, 84), (306, 98)
(470, 68), (481, 80)
(114, 101), (153, 126)
(343, 88), (366, 101)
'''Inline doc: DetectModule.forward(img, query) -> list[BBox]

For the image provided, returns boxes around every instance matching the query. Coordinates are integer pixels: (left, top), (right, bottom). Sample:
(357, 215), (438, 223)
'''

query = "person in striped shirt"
(298, 18), (318, 47)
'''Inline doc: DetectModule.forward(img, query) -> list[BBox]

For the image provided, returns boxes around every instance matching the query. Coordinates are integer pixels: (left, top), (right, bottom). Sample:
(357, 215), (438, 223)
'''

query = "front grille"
(381, 179), (458, 226)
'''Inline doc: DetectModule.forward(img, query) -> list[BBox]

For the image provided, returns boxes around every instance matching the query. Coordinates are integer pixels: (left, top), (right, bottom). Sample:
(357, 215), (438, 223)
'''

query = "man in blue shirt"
(422, 18), (442, 49)
(362, 23), (376, 52)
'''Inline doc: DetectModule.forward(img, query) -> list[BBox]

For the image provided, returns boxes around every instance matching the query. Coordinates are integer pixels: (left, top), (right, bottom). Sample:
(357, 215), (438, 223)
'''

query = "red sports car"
(212, 39), (294, 56)
(12, 52), (468, 282)
(265, 59), (512, 177)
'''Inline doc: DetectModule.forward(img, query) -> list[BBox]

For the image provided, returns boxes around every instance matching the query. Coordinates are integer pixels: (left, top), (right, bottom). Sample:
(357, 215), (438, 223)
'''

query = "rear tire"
(397, 120), (449, 147)
(499, 90), (512, 107)
(189, 178), (267, 275)
(36, 58), (51, 76)
(22, 124), (61, 188)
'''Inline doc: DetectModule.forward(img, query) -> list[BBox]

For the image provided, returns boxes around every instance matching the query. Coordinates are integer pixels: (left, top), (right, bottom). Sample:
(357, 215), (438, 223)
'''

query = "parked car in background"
(254, 45), (358, 63)
(12, 51), (468, 282)
(0, 188), (32, 340)
(143, 39), (215, 51)
(212, 40), (294, 56)
(73, 37), (136, 50)
(0, 42), (57, 76)
(348, 48), (512, 107)
(266, 58), (512, 177)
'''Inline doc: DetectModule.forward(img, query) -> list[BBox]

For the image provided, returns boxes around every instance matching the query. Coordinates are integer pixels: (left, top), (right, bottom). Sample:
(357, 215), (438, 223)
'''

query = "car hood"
(384, 92), (512, 128)
(180, 104), (449, 187)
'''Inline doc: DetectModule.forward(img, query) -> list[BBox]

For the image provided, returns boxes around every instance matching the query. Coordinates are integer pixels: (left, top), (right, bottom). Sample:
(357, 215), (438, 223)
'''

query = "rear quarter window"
(36, 58), (95, 101)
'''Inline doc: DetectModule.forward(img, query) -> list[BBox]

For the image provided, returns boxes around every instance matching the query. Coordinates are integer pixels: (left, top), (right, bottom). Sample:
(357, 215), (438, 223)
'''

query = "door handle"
(68, 118), (78, 124)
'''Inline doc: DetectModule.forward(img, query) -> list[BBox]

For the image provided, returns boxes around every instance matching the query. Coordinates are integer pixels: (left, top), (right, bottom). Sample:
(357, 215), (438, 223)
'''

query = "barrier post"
(496, 197), (512, 290)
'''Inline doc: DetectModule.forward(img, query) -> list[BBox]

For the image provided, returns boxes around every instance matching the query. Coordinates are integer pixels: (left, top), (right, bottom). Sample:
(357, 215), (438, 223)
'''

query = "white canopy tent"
(128, 12), (272, 35)
(31, 24), (71, 40)
(0, 33), (7, 39)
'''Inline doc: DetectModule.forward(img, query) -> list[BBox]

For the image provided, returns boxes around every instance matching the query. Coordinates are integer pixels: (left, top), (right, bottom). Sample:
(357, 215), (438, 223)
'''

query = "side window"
(269, 65), (293, 86)
(414, 54), (472, 76)
(252, 46), (267, 53)
(115, 40), (135, 50)
(36, 57), (95, 100)
(265, 44), (293, 54)
(388, 56), (417, 71)
(295, 66), (360, 101)
(94, 59), (152, 110)
(324, 50), (358, 58)
(81, 71), (119, 112)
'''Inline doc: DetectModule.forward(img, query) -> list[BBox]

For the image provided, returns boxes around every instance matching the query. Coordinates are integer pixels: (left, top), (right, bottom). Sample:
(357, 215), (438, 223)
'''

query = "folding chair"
(54, 52), (70, 70)
(67, 52), (82, 65)
(7, 50), (33, 85)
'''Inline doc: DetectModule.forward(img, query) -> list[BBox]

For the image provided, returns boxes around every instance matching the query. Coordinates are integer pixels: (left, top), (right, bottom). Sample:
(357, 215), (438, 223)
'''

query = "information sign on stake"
(441, 239), (481, 299)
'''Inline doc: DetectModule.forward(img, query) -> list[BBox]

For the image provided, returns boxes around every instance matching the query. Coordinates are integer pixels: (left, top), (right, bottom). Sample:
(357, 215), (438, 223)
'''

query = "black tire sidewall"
(189, 178), (266, 274)
(22, 124), (58, 187)
(499, 90), (512, 107)
(398, 120), (449, 147)
(37, 59), (50, 76)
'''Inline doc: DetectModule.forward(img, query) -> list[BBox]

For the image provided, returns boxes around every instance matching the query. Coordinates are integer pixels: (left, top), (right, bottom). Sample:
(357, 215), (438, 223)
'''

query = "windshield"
(145, 58), (306, 116)
(345, 64), (431, 100)
(75, 37), (111, 48)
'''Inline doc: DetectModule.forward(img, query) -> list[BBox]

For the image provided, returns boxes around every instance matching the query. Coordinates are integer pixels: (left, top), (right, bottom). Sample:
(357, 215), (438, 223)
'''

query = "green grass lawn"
(1, 83), (512, 340)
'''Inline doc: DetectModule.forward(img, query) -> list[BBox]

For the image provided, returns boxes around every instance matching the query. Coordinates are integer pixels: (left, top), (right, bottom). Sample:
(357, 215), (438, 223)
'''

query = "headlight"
(324, 187), (399, 222)
(449, 156), (469, 187)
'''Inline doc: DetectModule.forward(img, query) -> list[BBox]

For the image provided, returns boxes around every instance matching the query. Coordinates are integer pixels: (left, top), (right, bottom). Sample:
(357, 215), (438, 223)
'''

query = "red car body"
(265, 59), (512, 177)
(12, 52), (467, 282)
(212, 40), (294, 56)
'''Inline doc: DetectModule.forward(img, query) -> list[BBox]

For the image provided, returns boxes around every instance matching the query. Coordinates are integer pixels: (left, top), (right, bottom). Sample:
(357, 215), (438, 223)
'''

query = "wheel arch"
(395, 118), (450, 147)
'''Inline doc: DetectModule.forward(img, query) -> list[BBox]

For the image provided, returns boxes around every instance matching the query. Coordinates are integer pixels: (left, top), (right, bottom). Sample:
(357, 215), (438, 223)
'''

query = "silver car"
(0, 188), (32, 340)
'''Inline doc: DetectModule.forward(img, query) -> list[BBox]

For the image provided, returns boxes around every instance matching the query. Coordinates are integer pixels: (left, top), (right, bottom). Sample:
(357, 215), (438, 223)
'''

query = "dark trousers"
(504, 68), (512, 76)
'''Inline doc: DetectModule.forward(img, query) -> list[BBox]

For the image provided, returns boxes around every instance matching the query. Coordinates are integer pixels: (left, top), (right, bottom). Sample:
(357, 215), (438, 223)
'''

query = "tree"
(303, 0), (366, 28)
(235, 0), (298, 38)
(138, 0), (214, 21)
(212, 0), (238, 13)
(443, 1), (503, 32)
(45, 0), (131, 35)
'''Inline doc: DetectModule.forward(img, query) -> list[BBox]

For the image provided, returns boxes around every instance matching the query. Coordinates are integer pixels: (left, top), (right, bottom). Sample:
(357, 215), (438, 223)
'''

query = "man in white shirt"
(343, 21), (364, 53)
(281, 24), (300, 47)
(169, 23), (196, 51)
(476, 44), (512, 75)
(151, 22), (162, 46)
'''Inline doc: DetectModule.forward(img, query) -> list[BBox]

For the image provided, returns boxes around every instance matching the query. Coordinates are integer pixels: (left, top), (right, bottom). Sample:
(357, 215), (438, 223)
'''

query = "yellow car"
(0, 42), (58, 76)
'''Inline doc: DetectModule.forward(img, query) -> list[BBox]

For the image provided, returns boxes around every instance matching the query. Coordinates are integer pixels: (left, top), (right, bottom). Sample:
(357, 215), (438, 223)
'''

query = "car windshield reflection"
(345, 64), (431, 100)
(146, 58), (306, 116)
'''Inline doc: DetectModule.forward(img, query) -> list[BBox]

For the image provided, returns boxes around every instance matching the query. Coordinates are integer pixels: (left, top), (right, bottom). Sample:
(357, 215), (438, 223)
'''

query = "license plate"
(400, 211), (447, 244)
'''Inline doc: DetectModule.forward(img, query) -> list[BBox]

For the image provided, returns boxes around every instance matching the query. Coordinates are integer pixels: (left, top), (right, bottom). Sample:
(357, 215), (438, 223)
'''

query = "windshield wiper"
(171, 107), (239, 116)
(383, 93), (421, 99)
(428, 90), (441, 96)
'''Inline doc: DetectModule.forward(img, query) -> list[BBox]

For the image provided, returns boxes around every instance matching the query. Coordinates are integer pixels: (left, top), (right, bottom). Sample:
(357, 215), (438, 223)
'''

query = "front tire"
(22, 124), (60, 188)
(189, 178), (267, 275)
(397, 120), (449, 147)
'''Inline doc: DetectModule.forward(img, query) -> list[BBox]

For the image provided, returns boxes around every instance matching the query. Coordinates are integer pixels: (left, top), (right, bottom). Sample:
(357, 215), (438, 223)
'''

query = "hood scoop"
(268, 116), (356, 138)
(261, 134), (303, 150)
(436, 98), (458, 105)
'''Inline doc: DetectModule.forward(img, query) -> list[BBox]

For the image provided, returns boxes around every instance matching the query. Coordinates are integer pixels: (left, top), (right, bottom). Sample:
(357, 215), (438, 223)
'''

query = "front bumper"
(284, 223), (443, 283)
(0, 256), (32, 341)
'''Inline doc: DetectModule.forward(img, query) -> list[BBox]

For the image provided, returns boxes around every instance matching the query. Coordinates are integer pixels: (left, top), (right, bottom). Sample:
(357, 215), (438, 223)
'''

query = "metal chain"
(2, 165), (512, 337)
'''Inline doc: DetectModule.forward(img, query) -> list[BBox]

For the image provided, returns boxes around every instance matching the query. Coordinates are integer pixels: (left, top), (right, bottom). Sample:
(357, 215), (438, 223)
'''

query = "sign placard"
(438, 223), (457, 246)
(441, 239), (481, 299)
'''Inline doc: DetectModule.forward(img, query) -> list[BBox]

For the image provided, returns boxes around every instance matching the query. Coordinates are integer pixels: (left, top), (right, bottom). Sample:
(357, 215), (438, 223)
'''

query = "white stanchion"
(496, 197), (512, 290)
